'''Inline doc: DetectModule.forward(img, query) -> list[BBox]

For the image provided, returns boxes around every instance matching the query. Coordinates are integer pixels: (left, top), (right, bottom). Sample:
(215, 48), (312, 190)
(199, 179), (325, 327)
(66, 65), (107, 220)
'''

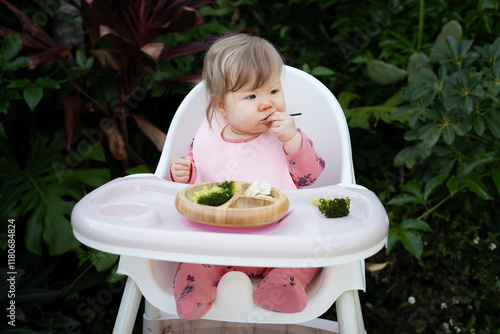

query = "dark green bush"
(366, 36), (500, 334)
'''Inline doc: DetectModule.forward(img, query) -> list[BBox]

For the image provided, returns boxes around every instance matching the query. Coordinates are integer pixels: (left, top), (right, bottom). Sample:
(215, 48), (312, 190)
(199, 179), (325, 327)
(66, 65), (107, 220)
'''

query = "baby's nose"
(259, 99), (272, 111)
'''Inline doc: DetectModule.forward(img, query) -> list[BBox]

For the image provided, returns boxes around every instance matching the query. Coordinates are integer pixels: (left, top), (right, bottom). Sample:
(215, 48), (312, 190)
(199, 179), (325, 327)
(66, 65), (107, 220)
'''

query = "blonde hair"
(202, 34), (284, 125)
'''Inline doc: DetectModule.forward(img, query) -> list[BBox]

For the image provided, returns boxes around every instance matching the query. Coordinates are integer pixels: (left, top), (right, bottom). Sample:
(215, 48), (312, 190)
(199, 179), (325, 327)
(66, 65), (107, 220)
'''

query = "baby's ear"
(216, 99), (227, 117)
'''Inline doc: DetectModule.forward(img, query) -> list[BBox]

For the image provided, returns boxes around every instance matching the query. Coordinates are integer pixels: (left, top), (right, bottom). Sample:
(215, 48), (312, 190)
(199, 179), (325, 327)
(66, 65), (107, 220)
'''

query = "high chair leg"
(113, 277), (142, 334)
(336, 290), (365, 334)
(145, 299), (160, 319)
(353, 290), (365, 332)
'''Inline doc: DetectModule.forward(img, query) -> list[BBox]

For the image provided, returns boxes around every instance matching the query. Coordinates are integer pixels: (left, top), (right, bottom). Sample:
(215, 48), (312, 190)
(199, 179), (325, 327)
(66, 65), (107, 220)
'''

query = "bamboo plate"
(175, 181), (289, 227)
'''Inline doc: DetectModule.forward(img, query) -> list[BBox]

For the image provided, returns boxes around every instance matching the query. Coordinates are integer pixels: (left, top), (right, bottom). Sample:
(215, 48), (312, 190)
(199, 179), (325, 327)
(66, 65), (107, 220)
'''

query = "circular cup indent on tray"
(99, 202), (162, 227)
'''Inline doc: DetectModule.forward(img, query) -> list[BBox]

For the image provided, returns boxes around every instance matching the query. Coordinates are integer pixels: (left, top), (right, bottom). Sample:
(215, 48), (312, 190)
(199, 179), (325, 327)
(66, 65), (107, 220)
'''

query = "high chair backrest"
(156, 65), (355, 186)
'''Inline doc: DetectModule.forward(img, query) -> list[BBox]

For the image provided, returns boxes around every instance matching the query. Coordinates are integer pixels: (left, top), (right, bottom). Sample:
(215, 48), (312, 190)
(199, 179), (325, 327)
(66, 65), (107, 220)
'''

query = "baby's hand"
(268, 112), (302, 154)
(171, 158), (192, 183)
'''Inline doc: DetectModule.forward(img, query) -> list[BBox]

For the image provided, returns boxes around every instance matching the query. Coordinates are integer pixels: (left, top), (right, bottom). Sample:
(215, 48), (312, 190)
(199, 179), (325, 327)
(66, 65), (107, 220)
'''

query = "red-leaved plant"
(0, 0), (240, 166)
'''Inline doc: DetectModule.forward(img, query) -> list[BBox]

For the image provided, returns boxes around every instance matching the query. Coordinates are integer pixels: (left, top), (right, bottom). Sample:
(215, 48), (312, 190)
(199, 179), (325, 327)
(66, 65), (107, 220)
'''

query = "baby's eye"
(270, 89), (279, 95)
(246, 94), (256, 100)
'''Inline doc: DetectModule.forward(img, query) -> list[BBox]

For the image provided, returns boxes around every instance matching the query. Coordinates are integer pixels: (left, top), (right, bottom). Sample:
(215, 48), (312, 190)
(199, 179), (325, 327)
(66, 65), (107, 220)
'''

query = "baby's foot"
(176, 298), (213, 320)
(175, 279), (216, 320)
(253, 275), (308, 313)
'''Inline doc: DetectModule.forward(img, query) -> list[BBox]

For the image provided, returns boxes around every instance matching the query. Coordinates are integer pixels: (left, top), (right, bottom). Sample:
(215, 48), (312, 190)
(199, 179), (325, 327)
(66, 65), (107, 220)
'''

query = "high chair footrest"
(143, 314), (340, 334)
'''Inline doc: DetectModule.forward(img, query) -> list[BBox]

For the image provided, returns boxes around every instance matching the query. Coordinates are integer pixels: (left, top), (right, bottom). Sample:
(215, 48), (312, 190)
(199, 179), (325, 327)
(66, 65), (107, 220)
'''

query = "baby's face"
(217, 74), (286, 138)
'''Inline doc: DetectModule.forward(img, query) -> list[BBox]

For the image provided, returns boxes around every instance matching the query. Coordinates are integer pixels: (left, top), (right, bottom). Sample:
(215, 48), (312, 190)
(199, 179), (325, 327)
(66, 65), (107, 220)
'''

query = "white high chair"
(71, 65), (388, 334)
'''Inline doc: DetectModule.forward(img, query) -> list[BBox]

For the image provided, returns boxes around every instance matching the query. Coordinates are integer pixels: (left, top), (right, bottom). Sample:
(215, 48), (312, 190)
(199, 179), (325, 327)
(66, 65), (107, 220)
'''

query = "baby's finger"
(175, 158), (192, 168)
(267, 111), (287, 121)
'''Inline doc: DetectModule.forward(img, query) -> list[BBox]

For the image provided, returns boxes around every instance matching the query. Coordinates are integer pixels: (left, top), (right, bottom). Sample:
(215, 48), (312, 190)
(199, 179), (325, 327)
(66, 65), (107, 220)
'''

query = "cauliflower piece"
(244, 180), (273, 199)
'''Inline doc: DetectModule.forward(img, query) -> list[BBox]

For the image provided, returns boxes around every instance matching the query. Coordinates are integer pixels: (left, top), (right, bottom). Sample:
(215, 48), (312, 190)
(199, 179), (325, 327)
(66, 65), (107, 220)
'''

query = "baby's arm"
(287, 129), (326, 188)
(169, 139), (196, 183)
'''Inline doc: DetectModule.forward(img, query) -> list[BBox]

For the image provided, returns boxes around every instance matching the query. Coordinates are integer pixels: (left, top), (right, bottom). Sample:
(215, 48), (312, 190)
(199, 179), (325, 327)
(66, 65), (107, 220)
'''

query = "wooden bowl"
(175, 181), (289, 227)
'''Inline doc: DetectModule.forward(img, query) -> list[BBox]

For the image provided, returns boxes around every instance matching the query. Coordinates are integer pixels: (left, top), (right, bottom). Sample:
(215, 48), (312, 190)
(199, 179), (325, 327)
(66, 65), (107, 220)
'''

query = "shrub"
(364, 36), (500, 334)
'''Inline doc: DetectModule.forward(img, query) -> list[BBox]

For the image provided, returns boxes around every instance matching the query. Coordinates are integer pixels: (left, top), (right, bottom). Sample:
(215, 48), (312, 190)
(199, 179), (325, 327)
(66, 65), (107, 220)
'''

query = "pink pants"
(173, 262), (318, 320)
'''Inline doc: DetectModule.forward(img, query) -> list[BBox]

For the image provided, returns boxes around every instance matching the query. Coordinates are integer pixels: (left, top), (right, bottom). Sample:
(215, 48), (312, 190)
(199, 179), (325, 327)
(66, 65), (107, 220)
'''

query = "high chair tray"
(71, 174), (388, 267)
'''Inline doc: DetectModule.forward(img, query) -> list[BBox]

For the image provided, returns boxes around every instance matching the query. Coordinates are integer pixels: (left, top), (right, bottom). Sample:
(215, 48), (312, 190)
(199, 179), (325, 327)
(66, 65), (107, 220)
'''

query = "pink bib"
(192, 114), (297, 190)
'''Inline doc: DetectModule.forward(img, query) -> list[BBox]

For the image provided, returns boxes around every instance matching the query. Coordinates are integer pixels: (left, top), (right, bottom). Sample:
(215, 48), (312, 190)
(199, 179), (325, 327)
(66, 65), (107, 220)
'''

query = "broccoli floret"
(314, 197), (350, 218)
(192, 181), (236, 206)
(219, 180), (236, 192)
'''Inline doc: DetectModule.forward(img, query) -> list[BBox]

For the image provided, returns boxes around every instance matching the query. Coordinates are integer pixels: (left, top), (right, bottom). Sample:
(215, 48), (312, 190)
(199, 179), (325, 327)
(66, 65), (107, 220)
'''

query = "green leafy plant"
(370, 37), (500, 332)
(387, 36), (500, 259)
(0, 34), (62, 137)
(0, 131), (110, 256)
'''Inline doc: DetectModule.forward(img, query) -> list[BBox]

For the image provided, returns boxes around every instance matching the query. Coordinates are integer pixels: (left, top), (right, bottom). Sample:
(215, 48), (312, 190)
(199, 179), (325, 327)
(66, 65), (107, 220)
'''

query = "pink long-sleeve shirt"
(170, 128), (325, 188)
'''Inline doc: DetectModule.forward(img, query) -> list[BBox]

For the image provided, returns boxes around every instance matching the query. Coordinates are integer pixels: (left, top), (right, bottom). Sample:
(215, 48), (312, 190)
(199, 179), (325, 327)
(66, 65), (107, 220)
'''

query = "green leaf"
(473, 116), (485, 135)
(459, 154), (498, 176)
(126, 165), (152, 175)
(460, 95), (474, 113)
(83, 142), (107, 162)
(3, 56), (29, 71)
(0, 89), (21, 114)
(34, 77), (60, 89)
(446, 175), (460, 194)
(65, 142), (107, 164)
(75, 48), (94, 70)
(407, 52), (431, 75)
(347, 108), (371, 129)
(311, 66), (335, 76)
(76, 48), (86, 68)
(484, 109), (500, 138)
(442, 125), (455, 144)
(89, 250), (119, 272)
(0, 34), (23, 69)
(338, 92), (360, 111)
(399, 230), (424, 259)
(479, 0), (500, 10)
(24, 206), (44, 256)
(401, 180), (425, 203)
(394, 146), (419, 168)
(451, 123), (466, 136)
(462, 172), (493, 200)
(387, 194), (420, 206)
(366, 59), (407, 85)
(151, 83), (167, 98)
(424, 175), (448, 201)
(386, 227), (400, 254)
(66, 168), (111, 188)
(7, 79), (31, 88)
(492, 168), (500, 193)
(401, 219), (432, 231)
(418, 124), (442, 147)
(23, 86), (43, 111)
(429, 20), (463, 63)
(44, 201), (80, 255)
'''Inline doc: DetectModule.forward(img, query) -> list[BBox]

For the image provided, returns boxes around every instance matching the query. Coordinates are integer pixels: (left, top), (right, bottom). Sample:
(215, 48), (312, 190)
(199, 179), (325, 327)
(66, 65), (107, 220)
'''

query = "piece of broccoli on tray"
(312, 197), (350, 218)
(191, 181), (236, 206)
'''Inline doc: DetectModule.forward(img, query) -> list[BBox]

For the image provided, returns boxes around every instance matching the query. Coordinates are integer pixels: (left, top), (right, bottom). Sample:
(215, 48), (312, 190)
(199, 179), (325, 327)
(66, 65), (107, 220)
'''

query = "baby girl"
(170, 33), (325, 319)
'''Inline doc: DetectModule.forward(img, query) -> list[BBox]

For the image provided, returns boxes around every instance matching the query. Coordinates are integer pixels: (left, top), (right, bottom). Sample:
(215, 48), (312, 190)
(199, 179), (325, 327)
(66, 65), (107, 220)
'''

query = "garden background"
(1, 0), (499, 333)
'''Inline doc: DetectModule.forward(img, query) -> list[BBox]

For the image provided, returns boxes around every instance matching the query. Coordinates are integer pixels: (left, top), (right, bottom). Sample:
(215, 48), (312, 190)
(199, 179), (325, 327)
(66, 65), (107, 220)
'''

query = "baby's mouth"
(262, 113), (273, 123)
